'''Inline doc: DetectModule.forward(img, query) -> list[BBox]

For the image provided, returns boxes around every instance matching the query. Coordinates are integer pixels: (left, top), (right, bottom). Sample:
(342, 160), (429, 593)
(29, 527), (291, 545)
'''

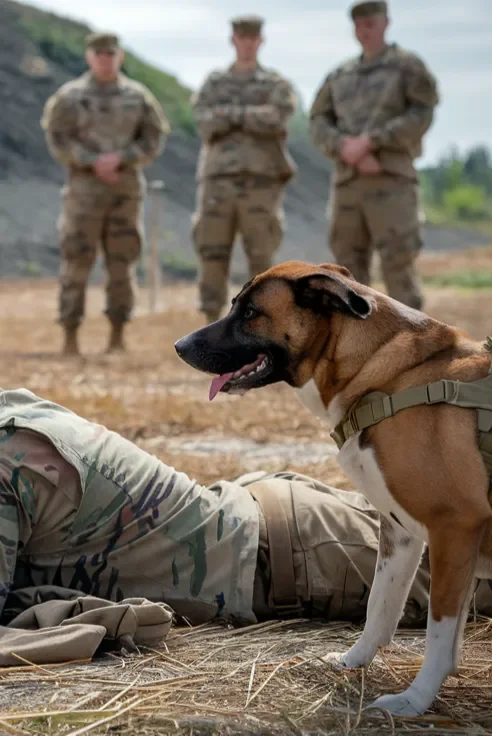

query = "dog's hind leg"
(369, 519), (486, 717)
(324, 516), (424, 669)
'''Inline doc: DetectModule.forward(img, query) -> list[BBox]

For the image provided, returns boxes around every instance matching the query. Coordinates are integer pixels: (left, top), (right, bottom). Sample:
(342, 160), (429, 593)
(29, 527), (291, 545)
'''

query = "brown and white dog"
(174, 261), (492, 716)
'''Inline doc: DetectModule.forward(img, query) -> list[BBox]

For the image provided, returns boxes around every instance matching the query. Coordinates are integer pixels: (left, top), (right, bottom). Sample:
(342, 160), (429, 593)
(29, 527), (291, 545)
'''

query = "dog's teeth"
(232, 359), (268, 382)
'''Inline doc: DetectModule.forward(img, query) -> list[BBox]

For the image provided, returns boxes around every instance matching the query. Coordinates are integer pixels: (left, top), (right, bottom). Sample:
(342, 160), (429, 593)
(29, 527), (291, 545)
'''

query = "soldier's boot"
(62, 326), (80, 357)
(106, 322), (126, 353)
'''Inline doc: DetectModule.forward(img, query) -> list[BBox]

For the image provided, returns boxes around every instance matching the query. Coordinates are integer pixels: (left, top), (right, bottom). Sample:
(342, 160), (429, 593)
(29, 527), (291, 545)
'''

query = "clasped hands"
(341, 134), (381, 175)
(93, 152), (123, 184)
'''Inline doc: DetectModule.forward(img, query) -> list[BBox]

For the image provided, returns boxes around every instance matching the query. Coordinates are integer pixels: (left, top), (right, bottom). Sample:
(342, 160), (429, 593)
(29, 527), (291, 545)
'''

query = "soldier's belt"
(249, 481), (302, 617)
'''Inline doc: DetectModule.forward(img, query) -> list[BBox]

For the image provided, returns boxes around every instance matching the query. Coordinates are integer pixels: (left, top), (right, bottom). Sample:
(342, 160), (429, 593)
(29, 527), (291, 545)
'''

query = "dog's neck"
(297, 295), (459, 428)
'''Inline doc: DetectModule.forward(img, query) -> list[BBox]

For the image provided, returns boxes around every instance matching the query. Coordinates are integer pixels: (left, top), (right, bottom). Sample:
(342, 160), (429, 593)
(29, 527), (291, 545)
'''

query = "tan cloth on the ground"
(0, 590), (173, 666)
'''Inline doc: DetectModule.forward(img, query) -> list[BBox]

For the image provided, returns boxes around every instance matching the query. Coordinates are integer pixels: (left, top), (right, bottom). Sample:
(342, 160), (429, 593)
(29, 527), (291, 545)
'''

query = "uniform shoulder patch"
(336, 56), (360, 76)
(392, 45), (422, 67)
(56, 75), (88, 99)
(41, 78), (82, 126)
(208, 69), (227, 82)
(259, 67), (282, 80)
(120, 74), (146, 93)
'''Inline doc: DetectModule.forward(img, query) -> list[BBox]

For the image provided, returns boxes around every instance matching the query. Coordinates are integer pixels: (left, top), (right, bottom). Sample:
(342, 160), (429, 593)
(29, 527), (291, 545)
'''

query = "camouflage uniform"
(0, 389), (259, 626)
(191, 16), (297, 320)
(41, 33), (170, 338)
(310, 7), (439, 309)
(3, 387), (492, 654)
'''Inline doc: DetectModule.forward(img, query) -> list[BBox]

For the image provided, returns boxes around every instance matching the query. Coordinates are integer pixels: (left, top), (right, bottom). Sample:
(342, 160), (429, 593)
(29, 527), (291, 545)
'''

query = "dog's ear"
(317, 263), (355, 280)
(294, 273), (372, 319)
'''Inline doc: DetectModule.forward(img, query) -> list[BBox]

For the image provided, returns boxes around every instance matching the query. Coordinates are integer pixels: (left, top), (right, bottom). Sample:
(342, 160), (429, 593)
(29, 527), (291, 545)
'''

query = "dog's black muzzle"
(174, 318), (261, 375)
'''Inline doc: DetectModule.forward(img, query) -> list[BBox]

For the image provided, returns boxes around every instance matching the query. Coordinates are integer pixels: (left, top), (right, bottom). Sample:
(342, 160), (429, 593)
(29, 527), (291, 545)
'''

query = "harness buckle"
(426, 380), (446, 404)
(426, 380), (457, 404)
(330, 427), (345, 449)
(381, 395), (394, 417)
(344, 413), (359, 437)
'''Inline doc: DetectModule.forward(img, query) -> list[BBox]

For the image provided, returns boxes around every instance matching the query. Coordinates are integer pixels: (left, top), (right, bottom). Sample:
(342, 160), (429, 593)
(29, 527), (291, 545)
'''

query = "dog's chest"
(295, 380), (427, 540)
(295, 379), (330, 421)
(339, 435), (428, 541)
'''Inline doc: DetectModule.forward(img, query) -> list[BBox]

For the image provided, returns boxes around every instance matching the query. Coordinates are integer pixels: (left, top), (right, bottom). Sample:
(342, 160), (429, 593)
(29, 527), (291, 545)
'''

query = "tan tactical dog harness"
(331, 340), (492, 481)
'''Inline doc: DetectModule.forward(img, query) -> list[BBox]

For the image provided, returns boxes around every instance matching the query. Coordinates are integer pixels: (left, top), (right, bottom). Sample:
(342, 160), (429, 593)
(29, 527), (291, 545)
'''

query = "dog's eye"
(244, 305), (257, 320)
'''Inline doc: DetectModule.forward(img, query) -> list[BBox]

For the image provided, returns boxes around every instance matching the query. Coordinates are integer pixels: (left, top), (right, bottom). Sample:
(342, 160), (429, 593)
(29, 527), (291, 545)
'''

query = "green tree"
(442, 184), (488, 221)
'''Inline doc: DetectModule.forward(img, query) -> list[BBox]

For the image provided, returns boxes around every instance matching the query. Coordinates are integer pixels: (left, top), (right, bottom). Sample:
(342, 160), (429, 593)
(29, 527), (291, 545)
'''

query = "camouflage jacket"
(0, 389), (259, 625)
(191, 64), (297, 182)
(41, 72), (170, 172)
(310, 44), (439, 183)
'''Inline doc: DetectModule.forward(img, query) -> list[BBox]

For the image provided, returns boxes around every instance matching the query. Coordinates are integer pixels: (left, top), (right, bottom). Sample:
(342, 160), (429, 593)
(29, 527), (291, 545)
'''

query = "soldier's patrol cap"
(85, 32), (120, 52)
(349, 1), (388, 19)
(230, 15), (264, 35)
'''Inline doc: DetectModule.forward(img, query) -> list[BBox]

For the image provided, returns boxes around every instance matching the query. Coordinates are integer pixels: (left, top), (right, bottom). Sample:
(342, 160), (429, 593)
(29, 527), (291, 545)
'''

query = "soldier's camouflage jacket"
(310, 43), (439, 183)
(0, 389), (259, 625)
(41, 72), (170, 172)
(191, 64), (297, 182)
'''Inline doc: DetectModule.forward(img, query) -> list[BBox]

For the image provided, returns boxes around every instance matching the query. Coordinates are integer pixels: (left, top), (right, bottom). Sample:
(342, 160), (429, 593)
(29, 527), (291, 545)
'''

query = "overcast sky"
(27, 0), (492, 165)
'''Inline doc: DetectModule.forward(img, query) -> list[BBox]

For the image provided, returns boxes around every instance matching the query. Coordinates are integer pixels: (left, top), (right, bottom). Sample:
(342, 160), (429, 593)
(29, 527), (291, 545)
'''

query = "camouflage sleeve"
(191, 74), (243, 142)
(0, 480), (20, 621)
(309, 73), (343, 160)
(242, 76), (296, 137)
(40, 92), (100, 168)
(120, 89), (170, 167)
(368, 56), (439, 151)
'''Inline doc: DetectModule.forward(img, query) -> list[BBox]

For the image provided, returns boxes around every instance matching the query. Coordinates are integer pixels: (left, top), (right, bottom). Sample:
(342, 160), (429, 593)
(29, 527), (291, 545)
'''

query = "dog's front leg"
(324, 516), (424, 669)
(368, 521), (482, 717)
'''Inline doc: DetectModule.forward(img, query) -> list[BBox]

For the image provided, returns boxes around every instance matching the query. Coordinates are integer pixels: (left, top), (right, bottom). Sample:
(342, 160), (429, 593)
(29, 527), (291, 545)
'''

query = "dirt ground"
(1, 261), (492, 735)
(2, 259), (492, 490)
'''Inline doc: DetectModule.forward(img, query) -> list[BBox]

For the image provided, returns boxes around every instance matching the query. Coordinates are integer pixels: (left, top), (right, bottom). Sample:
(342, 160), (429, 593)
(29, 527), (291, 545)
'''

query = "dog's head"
(174, 261), (373, 401)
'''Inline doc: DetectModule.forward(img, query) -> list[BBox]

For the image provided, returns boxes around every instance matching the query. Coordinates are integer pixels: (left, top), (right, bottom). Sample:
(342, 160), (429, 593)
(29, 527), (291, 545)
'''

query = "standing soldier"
(310, 1), (439, 310)
(191, 16), (297, 324)
(41, 33), (170, 355)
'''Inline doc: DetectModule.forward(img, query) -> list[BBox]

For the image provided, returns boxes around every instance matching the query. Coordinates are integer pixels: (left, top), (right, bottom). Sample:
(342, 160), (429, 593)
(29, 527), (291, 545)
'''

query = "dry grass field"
(1, 251), (492, 735)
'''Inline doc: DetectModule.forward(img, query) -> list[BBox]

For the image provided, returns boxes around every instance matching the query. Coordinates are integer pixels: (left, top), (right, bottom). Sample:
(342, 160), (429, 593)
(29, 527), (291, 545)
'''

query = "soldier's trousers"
(192, 175), (285, 316)
(328, 175), (424, 310)
(245, 471), (492, 627)
(4, 430), (492, 630)
(58, 170), (144, 327)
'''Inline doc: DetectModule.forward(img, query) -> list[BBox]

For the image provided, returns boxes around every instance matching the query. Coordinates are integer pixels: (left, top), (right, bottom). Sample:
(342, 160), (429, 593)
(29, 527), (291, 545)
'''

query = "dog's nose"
(174, 337), (188, 358)
(175, 333), (199, 361)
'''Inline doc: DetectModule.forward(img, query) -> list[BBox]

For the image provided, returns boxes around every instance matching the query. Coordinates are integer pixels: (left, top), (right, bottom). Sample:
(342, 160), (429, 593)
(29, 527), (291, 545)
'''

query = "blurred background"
(0, 0), (491, 488)
(3, 0), (492, 284)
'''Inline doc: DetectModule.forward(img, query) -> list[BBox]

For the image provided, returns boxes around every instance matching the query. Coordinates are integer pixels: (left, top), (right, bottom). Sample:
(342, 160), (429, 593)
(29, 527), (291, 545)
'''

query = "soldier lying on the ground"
(1, 387), (491, 665)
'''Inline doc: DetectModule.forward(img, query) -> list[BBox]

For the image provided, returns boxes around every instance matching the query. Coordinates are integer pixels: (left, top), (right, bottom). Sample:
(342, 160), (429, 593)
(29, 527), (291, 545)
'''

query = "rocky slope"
(0, 0), (488, 281)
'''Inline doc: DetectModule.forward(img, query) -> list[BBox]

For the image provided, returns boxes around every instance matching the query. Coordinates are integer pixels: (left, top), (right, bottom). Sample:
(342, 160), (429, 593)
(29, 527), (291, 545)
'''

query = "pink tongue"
(209, 372), (234, 401)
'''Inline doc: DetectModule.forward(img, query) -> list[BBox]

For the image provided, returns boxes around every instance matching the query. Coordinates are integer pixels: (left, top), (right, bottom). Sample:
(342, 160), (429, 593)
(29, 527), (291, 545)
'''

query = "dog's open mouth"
(209, 354), (272, 401)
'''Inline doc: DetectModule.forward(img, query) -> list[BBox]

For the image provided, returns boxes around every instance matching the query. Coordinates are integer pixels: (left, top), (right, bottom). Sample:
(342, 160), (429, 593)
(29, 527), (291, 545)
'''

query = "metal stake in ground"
(147, 180), (165, 313)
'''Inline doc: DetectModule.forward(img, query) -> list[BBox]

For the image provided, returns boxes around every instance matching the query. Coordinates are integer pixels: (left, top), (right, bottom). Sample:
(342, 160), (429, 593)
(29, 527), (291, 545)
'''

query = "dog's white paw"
(322, 650), (365, 670)
(323, 640), (377, 670)
(367, 688), (431, 717)
(322, 652), (349, 670)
